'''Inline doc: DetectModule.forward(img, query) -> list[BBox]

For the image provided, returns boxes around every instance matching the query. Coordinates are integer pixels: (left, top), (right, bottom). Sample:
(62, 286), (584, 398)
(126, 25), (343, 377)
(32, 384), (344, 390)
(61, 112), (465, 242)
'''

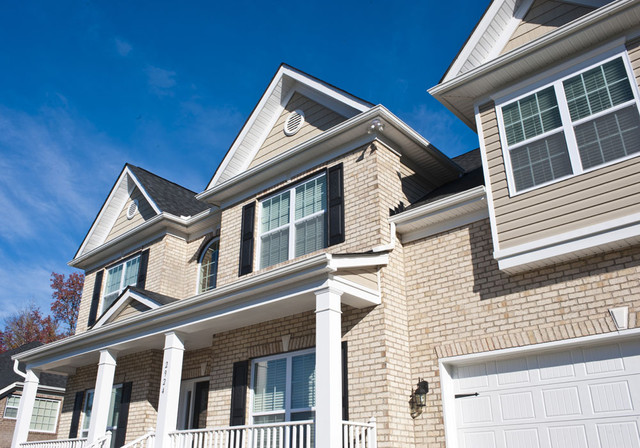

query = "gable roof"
(441, 0), (611, 84)
(92, 286), (179, 329)
(204, 64), (373, 192)
(74, 165), (210, 260)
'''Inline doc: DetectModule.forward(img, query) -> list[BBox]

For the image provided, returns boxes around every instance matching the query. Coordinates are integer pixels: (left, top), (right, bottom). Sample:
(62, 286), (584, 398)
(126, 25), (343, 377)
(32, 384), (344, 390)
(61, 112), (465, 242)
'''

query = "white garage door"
(452, 340), (640, 448)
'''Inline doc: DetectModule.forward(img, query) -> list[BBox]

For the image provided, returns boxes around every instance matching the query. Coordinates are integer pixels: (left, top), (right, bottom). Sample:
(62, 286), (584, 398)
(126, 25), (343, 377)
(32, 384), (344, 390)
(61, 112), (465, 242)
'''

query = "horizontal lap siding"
(481, 38), (640, 250)
(502, 0), (594, 54)
(105, 188), (156, 242)
(249, 93), (346, 168)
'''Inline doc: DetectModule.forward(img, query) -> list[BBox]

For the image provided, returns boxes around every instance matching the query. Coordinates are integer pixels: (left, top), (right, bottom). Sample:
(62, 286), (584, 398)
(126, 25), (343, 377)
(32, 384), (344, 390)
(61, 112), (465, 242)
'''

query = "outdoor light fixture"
(367, 118), (385, 134)
(409, 379), (429, 419)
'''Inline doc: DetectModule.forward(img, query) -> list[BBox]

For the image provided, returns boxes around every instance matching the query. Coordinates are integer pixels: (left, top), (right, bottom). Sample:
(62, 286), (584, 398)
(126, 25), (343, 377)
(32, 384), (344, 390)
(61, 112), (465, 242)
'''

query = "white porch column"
(87, 349), (117, 444)
(11, 368), (40, 448)
(315, 287), (343, 448)
(155, 332), (185, 448)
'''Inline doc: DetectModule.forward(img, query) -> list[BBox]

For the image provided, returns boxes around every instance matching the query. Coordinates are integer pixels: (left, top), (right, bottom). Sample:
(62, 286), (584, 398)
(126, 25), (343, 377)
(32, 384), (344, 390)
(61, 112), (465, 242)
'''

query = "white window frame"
(102, 255), (141, 313)
(249, 348), (316, 424)
(257, 173), (327, 270)
(496, 48), (640, 197)
(3, 395), (61, 434)
(196, 238), (219, 294)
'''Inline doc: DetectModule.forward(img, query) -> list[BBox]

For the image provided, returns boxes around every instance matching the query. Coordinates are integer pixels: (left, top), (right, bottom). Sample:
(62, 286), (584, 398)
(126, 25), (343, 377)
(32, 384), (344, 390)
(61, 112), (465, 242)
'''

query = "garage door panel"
(451, 340), (640, 448)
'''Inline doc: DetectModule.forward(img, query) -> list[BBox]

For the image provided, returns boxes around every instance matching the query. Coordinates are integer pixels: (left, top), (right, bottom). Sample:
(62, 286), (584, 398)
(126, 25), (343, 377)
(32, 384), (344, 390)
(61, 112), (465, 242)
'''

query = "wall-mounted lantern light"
(409, 379), (429, 419)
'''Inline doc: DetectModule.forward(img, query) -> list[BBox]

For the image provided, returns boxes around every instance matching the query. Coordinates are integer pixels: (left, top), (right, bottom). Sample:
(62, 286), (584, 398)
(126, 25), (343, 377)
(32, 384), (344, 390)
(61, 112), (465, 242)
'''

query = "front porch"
(11, 254), (387, 448)
(20, 419), (377, 448)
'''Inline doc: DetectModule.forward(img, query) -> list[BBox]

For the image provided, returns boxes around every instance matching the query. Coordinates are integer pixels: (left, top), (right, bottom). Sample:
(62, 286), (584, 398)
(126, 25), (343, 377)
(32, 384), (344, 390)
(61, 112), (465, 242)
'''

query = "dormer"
(431, 0), (640, 273)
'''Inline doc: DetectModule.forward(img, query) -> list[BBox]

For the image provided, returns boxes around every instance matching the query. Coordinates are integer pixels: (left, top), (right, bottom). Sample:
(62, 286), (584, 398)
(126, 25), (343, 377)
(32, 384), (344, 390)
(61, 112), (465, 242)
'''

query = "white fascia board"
(68, 209), (219, 269)
(327, 253), (389, 270)
(495, 212), (640, 272)
(198, 106), (462, 203)
(431, 0), (636, 96)
(15, 253), (335, 366)
(207, 66), (372, 191)
(0, 382), (66, 398)
(125, 167), (161, 214)
(327, 276), (381, 307)
(441, 0), (512, 84)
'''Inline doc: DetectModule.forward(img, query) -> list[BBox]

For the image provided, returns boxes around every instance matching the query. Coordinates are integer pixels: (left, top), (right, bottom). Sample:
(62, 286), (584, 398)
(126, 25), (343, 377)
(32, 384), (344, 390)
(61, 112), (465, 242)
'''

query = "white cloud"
(146, 66), (177, 97)
(115, 38), (133, 57)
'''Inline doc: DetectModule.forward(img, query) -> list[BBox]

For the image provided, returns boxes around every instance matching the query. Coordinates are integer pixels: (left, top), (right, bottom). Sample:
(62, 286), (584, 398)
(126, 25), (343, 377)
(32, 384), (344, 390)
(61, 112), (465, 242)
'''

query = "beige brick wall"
(404, 218), (640, 447)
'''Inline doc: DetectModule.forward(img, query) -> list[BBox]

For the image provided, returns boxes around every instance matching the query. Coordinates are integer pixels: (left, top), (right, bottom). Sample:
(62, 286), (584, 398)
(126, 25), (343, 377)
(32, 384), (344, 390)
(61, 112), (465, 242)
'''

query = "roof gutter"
(197, 105), (462, 202)
(69, 207), (220, 268)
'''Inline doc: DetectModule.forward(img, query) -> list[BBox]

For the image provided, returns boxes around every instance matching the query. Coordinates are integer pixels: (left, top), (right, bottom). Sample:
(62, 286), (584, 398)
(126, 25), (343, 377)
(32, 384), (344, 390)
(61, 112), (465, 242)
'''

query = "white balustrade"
(20, 438), (87, 448)
(121, 431), (155, 448)
(342, 418), (377, 448)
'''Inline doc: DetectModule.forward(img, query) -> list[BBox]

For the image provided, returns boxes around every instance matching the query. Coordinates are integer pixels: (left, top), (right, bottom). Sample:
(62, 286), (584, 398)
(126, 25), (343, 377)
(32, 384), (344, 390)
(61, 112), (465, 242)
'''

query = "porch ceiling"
(14, 253), (388, 375)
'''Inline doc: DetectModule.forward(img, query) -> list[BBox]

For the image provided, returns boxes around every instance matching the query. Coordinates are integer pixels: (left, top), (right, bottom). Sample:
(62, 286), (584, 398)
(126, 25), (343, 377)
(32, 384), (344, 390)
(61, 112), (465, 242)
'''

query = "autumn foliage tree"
(50, 272), (84, 335)
(0, 271), (84, 353)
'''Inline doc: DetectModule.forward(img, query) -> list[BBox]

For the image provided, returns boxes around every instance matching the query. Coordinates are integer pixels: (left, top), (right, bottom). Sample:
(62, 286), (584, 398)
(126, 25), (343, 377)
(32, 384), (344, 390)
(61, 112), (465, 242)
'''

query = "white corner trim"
(495, 212), (640, 271)
(474, 104), (501, 254)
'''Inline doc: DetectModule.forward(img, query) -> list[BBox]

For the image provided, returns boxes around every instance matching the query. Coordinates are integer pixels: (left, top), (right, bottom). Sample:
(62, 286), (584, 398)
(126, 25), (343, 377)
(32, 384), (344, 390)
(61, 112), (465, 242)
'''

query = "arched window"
(199, 239), (219, 293)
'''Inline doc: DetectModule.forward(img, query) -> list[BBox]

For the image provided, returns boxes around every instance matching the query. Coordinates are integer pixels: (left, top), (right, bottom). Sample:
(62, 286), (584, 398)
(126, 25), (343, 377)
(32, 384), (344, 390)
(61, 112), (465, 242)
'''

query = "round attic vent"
(126, 199), (139, 220)
(284, 109), (305, 136)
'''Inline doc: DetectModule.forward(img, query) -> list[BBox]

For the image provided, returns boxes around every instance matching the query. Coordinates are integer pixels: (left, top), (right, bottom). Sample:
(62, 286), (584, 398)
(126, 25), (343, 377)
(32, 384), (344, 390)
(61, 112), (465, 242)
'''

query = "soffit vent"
(284, 109), (305, 136)
(126, 199), (139, 220)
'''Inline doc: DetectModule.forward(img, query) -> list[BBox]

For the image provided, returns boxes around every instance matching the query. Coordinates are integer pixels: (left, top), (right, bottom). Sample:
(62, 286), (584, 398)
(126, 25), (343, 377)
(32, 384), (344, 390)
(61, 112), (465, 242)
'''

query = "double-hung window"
(498, 53), (640, 194)
(4, 395), (60, 433)
(251, 349), (316, 424)
(259, 174), (327, 269)
(102, 256), (140, 312)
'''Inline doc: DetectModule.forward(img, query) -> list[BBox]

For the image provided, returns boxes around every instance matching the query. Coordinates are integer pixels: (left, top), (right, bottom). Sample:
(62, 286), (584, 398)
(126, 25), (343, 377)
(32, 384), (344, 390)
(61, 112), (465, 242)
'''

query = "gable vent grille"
(284, 109), (305, 136)
(126, 199), (139, 220)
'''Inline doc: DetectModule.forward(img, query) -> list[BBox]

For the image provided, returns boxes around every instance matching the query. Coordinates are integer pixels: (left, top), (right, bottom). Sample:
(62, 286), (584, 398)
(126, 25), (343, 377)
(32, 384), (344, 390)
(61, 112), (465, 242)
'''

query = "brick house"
(1, 343), (66, 447)
(10, 1), (640, 447)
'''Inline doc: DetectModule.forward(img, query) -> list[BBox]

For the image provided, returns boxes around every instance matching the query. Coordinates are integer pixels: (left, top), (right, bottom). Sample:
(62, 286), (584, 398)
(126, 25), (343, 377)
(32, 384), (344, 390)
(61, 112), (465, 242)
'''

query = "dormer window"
(103, 255), (140, 312)
(199, 239), (219, 293)
(498, 54), (640, 195)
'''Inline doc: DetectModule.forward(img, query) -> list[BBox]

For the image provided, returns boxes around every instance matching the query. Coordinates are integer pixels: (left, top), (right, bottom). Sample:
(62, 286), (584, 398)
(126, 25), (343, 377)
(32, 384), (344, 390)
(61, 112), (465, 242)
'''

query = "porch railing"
(121, 430), (155, 448)
(20, 438), (87, 448)
(342, 419), (377, 448)
(168, 420), (314, 448)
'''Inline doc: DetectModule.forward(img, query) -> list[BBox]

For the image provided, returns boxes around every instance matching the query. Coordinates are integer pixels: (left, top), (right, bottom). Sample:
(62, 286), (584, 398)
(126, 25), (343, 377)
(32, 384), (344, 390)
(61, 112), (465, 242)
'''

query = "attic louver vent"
(284, 109), (305, 136)
(126, 199), (139, 220)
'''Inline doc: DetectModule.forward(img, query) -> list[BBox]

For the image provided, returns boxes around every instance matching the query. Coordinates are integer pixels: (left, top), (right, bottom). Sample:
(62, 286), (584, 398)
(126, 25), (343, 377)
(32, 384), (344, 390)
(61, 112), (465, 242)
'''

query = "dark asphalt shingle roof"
(0, 343), (66, 393)
(129, 287), (179, 306)
(127, 165), (210, 217)
(408, 148), (484, 210)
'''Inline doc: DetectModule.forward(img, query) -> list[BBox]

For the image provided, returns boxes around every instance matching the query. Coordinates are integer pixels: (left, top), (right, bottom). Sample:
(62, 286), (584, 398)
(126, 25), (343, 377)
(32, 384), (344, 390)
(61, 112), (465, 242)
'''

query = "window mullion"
(289, 187), (296, 261)
(555, 81), (583, 174)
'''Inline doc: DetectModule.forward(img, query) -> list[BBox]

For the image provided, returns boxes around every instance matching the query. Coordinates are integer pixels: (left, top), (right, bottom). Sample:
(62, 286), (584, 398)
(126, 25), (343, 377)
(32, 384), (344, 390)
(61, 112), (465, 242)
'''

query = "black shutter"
(88, 270), (104, 327)
(68, 391), (85, 438)
(113, 382), (132, 448)
(229, 360), (249, 426)
(136, 249), (150, 289)
(192, 381), (210, 430)
(327, 164), (345, 246)
(342, 341), (349, 420)
(239, 203), (255, 276)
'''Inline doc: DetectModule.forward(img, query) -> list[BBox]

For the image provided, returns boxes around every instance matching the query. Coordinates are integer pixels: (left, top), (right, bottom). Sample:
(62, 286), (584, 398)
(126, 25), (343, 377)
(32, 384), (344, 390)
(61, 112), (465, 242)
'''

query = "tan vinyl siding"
(480, 39), (640, 250)
(248, 93), (346, 168)
(501, 0), (594, 54)
(336, 269), (378, 291)
(112, 301), (150, 323)
(105, 188), (156, 242)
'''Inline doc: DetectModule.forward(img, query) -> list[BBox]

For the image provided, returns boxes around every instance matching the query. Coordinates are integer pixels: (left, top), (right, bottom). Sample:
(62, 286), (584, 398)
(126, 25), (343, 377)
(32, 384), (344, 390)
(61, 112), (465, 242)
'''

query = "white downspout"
(372, 222), (396, 253)
(13, 359), (26, 378)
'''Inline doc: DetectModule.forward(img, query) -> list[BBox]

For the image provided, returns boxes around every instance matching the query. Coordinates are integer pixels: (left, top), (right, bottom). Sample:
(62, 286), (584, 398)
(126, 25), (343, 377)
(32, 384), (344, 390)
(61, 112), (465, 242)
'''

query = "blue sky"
(0, 0), (488, 321)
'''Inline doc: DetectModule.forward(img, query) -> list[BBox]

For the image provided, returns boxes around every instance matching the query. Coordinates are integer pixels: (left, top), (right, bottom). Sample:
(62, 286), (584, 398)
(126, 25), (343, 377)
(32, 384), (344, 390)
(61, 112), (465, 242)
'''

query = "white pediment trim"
(74, 166), (160, 259)
(205, 65), (372, 191)
(442, 0), (610, 84)
(93, 288), (163, 329)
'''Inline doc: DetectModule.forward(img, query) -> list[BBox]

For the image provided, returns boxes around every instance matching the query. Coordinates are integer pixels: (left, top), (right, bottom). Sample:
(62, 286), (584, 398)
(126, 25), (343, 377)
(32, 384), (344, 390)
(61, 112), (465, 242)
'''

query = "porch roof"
(13, 252), (387, 375)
